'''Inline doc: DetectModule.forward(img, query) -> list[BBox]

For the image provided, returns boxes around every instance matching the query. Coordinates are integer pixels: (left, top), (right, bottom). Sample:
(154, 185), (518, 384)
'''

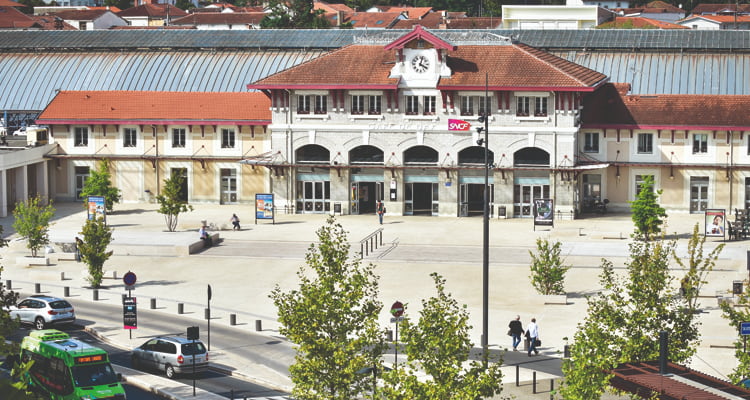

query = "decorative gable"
(386, 25), (455, 87)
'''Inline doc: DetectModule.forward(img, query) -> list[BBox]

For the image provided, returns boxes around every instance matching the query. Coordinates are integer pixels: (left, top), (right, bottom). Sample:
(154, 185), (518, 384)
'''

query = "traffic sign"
(390, 301), (404, 318)
(123, 271), (137, 287)
(123, 297), (137, 330)
(741, 322), (750, 336)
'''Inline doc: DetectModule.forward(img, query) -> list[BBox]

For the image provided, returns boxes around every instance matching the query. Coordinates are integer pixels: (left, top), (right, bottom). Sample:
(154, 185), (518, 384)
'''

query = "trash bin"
(498, 206), (506, 218)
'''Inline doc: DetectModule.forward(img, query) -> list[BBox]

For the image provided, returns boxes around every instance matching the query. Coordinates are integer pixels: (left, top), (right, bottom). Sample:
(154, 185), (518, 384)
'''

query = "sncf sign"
(448, 119), (471, 131)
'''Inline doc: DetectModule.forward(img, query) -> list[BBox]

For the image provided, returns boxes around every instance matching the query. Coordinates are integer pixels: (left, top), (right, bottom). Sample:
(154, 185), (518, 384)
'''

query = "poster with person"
(705, 209), (726, 237)
(533, 198), (554, 227)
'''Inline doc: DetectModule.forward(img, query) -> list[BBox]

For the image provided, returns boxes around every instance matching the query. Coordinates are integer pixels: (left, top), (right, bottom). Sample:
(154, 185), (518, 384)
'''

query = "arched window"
(349, 145), (384, 164)
(458, 146), (494, 165)
(296, 144), (330, 163)
(514, 147), (549, 167)
(404, 146), (438, 164)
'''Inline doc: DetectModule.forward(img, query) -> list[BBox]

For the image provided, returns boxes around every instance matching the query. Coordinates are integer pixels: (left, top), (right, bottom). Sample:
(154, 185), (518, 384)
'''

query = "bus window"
(72, 363), (118, 387)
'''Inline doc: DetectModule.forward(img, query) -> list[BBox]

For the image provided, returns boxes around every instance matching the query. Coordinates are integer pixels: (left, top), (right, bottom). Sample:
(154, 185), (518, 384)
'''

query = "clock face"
(410, 55), (430, 73)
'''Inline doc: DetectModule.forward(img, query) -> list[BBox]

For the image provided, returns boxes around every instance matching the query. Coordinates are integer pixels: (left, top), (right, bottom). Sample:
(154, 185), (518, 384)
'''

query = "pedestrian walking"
(508, 315), (524, 351)
(230, 213), (241, 231)
(376, 201), (386, 225)
(526, 317), (540, 357)
(74, 237), (83, 262)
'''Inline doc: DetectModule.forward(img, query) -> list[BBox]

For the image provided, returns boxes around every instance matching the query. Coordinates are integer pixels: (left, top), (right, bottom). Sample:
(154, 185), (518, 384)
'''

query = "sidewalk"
(0, 202), (744, 399)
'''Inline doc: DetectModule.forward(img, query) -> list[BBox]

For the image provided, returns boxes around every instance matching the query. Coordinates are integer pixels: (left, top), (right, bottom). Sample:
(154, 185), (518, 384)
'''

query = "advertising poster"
(255, 193), (275, 224)
(533, 198), (554, 228)
(705, 209), (726, 237)
(87, 196), (106, 221)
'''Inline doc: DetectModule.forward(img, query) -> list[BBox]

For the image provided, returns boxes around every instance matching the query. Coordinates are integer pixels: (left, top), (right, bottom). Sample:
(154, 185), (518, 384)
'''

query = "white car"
(8, 295), (76, 329)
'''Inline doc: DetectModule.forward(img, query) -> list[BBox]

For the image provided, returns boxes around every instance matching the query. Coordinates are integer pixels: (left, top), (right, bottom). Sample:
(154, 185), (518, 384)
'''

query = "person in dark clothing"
(508, 315), (524, 351)
(230, 213), (241, 231)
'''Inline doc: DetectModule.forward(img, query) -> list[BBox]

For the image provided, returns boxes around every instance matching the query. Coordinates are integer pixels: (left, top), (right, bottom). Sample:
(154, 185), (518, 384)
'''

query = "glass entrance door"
(690, 176), (708, 213)
(405, 182), (438, 216)
(460, 183), (494, 217)
(74, 166), (90, 200)
(220, 169), (237, 204)
(351, 182), (383, 215)
(514, 184), (550, 217)
(297, 180), (330, 213)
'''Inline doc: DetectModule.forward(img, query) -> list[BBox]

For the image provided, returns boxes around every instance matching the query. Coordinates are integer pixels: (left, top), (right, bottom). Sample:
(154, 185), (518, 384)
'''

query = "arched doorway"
(404, 146), (439, 216)
(349, 145), (384, 214)
(513, 147), (550, 217)
(458, 146), (494, 217)
(295, 144), (330, 213)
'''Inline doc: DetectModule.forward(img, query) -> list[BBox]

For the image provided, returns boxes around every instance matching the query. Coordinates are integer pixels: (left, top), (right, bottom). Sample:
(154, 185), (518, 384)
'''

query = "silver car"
(131, 336), (208, 378)
(8, 295), (75, 330)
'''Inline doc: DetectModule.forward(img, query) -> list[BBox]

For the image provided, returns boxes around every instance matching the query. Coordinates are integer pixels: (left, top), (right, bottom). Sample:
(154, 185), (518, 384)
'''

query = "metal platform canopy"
(610, 361), (750, 400)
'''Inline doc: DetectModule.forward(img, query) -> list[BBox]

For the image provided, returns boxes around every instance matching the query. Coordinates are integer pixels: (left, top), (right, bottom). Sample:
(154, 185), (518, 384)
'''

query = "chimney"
(337, 10), (342, 26)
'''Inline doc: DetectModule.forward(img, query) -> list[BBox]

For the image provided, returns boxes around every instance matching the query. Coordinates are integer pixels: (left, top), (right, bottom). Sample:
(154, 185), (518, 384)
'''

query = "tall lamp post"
(476, 73), (490, 366)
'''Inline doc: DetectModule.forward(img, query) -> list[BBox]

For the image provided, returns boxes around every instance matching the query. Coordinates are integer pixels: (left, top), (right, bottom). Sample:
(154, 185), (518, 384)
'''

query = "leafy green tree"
(156, 174), (194, 232)
(12, 196), (55, 257)
(560, 236), (706, 399)
(80, 159), (122, 213)
(381, 272), (503, 400)
(79, 217), (114, 289)
(630, 175), (667, 241)
(104, 0), (131, 12)
(261, 0), (331, 28)
(676, 224), (723, 310)
(528, 238), (570, 295)
(270, 216), (384, 400)
(174, 0), (193, 12)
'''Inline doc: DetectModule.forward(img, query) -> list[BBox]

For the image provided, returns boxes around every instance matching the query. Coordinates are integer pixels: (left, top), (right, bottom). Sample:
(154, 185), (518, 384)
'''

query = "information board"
(123, 297), (137, 330)
(87, 196), (106, 221)
(255, 193), (275, 224)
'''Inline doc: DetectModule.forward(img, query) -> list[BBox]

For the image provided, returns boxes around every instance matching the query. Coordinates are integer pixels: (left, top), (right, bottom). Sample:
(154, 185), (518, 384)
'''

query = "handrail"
(359, 228), (383, 259)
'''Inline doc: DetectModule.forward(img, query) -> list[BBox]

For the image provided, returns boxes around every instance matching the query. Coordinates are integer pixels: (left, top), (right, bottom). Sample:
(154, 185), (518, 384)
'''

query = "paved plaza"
(0, 201), (746, 399)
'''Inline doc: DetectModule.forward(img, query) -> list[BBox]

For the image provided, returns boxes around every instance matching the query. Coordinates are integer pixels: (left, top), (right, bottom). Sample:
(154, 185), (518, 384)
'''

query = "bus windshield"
(71, 363), (119, 387)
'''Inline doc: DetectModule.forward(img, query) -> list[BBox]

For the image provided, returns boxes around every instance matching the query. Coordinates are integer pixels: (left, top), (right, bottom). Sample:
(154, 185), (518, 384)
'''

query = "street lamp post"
(477, 73), (490, 366)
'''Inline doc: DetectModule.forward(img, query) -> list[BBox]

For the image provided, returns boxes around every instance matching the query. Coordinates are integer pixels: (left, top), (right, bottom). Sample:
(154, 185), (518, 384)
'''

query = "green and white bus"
(20, 329), (126, 400)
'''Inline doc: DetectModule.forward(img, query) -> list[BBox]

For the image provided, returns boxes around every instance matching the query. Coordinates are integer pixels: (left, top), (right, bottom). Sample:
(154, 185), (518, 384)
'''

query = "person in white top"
(526, 318), (540, 357)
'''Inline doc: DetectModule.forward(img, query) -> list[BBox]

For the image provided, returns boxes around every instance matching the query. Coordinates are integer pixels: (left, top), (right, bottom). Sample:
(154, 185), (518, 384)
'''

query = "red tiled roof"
(37, 91), (270, 124)
(109, 25), (195, 29)
(171, 12), (265, 25)
(0, 0), (23, 6)
(341, 11), (401, 28)
(248, 43), (607, 91)
(372, 5), (432, 19)
(314, 1), (352, 13)
(0, 6), (38, 28)
(690, 3), (750, 14)
(118, 3), (186, 18)
(390, 12), (501, 29)
(598, 16), (689, 28)
(88, 6), (122, 12)
(681, 14), (750, 22)
(29, 14), (77, 29)
(443, 17), (502, 29)
(49, 9), (110, 20)
(645, 0), (686, 13)
(582, 83), (750, 130)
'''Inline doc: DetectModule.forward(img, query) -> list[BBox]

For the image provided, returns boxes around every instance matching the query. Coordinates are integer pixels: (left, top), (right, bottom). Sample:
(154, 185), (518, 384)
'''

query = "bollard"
(64, 287), (70, 297)
(177, 303), (184, 314)
(150, 298), (156, 309)
(230, 389), (234, 400)
(255, 319), (262, 332)
(515, 365), (520, 386)
(93, 289), (99, 301)
(230, 314), (237, 326)
(385, 329), (393, 342)
(564, 344), (570, 358)
(533, 371), (537, 394)
(60, 272), (65, 281)
(112, 271), (117, 279)
(35, 283), (41, 293)
(4, 280), (10, 290)
(205, 308), (210, 320)
(122, 294), (126, 302)
(550, 379), (554, 400)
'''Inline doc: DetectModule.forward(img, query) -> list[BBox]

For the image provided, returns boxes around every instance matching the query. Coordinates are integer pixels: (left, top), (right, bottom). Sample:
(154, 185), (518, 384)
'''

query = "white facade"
(502, 5), (613, 29)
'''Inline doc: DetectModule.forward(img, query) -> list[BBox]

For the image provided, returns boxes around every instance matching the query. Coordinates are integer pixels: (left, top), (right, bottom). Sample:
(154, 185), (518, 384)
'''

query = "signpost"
(741, 322), (750, 354)
(187, 326), (199, 396)
(207, 285), (212, 351)
(390, 301), (404, 369)
(122, 271), (137, 339)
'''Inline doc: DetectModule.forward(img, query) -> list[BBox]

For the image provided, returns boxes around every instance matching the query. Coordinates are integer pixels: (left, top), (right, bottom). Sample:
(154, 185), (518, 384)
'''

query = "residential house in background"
(617, 0), (685, 23)
(391, 11), (502, 29)
(502, 4), (615, 29)
(50, 8), (128, 30)
(597, 16), (688, 28)
(171, 12), (265, 29)
(37, 91), (270, 204)
(118, 3), (186, 26)
(689, 3), (750, 16)
(677, 14), (750, 29)
(581, 0), (631, 10)
(329, 11), (403, 29)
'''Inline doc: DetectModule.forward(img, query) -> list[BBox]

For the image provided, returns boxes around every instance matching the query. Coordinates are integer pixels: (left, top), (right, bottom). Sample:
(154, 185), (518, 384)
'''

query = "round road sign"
(390, 301), (404, 317)
(123, 271), (137, 287)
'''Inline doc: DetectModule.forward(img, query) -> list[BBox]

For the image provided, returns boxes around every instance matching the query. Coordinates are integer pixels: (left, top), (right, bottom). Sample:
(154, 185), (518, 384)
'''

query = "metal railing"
(359, 228), (383, 259)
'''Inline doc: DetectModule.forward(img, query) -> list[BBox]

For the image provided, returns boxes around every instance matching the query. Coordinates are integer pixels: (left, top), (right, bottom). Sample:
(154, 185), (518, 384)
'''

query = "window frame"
(172, 128), (186, 148)
(459, 96), (474, 116)
(534, 97), (548, 117)
(123, 127), (137, 148)
(368, 95), (381, 115)
(314, 95), (327, 115)
(221, 128), (236, 149)
(516, 96), (530, 117)
(583, 132), (599, 153)
(405, 95), (419, 115)
(637, 133), (653, 154)
(297, 95), (311, 114)
(74, 127), (89, 147)
(693, 133), (708, 154)
(351, 95), (365, 115)
(423, 96), (436, 115)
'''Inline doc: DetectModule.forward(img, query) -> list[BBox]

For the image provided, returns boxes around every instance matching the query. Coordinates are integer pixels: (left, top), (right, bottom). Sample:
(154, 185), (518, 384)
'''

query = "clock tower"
(386, 26), (454, 88)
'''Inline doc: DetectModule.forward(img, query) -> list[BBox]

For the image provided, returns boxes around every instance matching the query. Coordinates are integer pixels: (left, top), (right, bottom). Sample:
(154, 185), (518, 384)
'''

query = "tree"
(528, 238), (570, 295)
(559, 236), (706, 399)
(270, 216), (384, 400)
(261, 0), (331, 28)
(381, 273), (503, 400)
(104, 0), (131, 12)
(79, 217), (114, 289)
(675, 224), (723, 311)
(630, 175), (667, 241)
(80, 159), (122, 213)
(12, 196), (55, 257)
(156, 174), (194, 232)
